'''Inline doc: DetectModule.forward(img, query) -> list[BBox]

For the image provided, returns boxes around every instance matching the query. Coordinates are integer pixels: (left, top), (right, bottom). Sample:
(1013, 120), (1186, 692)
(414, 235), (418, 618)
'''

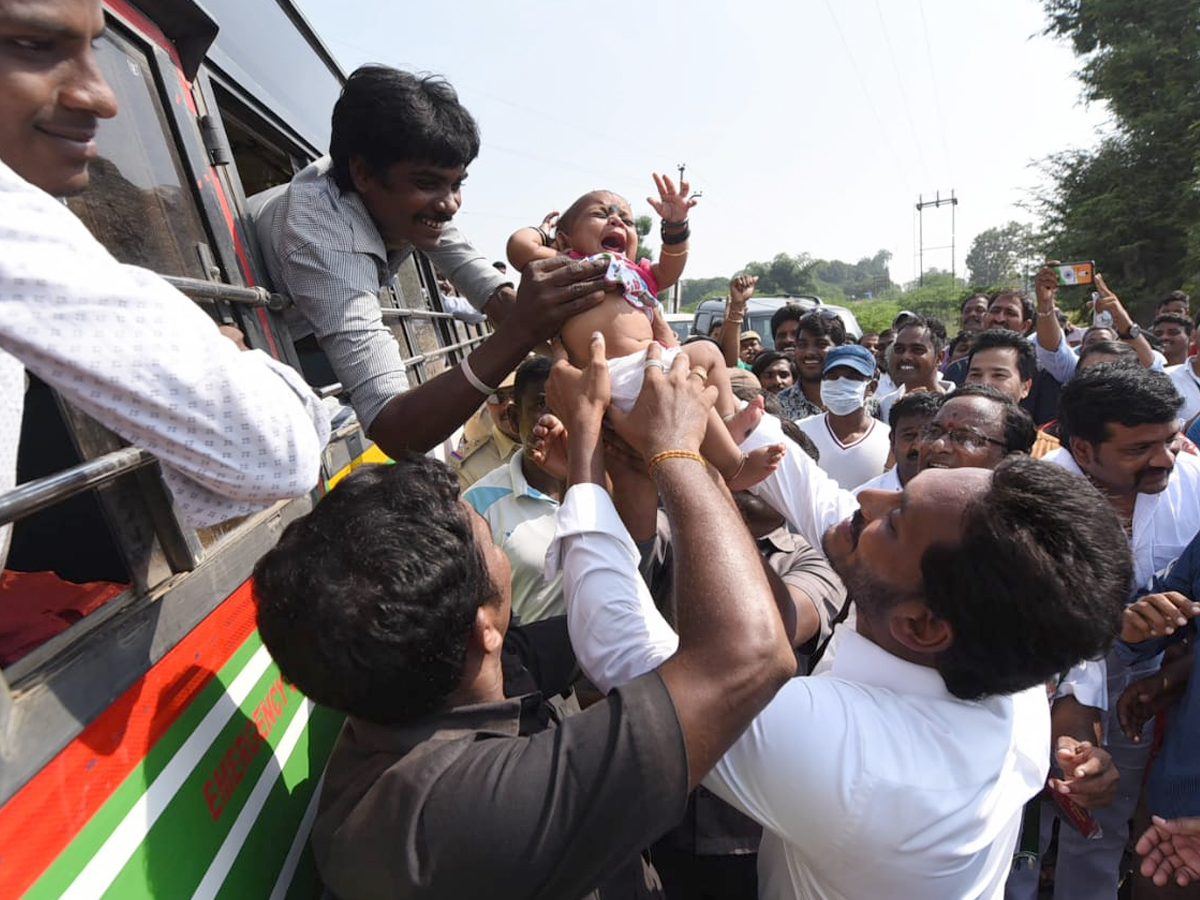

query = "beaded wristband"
(647, 449), (706, 477)
(460, 355), (497, 395)
(661, 226), (690, 246)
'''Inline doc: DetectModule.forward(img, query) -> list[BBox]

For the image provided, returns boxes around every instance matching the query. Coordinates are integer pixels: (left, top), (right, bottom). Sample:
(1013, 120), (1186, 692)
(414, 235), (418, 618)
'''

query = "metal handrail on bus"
(379, 307), (456, 321)
(162, 275), (291, 312)
(399, 333), (489, 369)
(0, 447), (156, 527)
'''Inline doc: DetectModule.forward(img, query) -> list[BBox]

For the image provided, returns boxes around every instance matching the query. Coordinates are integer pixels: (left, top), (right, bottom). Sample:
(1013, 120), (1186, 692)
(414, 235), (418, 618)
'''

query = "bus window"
(210, 87), (302, 199)
(65, 26), (212, 280)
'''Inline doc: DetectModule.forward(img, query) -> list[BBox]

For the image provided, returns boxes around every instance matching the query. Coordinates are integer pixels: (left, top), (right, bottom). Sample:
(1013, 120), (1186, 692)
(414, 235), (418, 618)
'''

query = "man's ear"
(1068, 435), (1097, 470)
(887, 600), (953, 655)
(474, 604), (505, 655)
(348, 155), (375, 195)
(502, 402), (520, 435)
(1019, 377), (1033, 401)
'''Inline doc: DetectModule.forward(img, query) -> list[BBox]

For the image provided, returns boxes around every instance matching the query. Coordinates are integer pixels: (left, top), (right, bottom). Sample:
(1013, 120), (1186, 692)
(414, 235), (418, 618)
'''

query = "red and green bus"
(0, 1), (486, 896)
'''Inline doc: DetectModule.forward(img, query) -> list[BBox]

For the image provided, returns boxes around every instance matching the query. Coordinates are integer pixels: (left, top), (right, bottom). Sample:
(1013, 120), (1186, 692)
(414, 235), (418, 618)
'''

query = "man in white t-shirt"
(797, 345), (890, 490)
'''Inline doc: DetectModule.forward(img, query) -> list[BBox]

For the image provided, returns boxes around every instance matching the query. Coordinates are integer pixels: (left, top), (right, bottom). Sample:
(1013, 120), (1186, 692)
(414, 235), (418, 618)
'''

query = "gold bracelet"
(1036, 308), (1057, 318)
(726, 314), (744, 324)
(647, 449), (706, 477)
(660, 248), (689, 258)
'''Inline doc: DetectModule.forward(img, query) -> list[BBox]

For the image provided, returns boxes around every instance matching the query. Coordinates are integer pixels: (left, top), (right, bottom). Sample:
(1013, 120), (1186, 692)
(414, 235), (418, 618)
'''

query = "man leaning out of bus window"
(248, 65), (610, 460)
(0, 0), (332, 568)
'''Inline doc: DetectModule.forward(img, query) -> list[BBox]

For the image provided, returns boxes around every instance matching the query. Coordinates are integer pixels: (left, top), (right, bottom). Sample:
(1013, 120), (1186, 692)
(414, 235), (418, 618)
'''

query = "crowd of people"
(4, 2), (1200, 897)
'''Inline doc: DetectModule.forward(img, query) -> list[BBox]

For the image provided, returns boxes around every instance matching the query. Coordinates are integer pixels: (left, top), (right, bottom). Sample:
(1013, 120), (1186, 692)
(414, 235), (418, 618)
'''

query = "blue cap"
(823, 344), (877, 378)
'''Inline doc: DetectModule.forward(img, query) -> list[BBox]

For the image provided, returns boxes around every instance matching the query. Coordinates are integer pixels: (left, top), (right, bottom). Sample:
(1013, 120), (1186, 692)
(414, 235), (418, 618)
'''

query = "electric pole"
(915, 191), (958, 286)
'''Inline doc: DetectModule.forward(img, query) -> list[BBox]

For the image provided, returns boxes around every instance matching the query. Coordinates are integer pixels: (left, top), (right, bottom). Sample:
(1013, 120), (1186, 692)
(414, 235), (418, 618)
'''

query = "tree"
(634, 215), (655, 262)
(1035, 0), (1200, 316)
(966, 222), (1035, 290)
(742, 252), (822, 295)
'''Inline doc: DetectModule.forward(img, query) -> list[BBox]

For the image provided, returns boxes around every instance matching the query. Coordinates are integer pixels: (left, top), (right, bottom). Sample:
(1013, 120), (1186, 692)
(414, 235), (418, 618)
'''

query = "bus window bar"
(162, 275), (290, 312)
(0, 447), (155, 527)
(379, 307), (457, 321)
(399, 334), (488, 369)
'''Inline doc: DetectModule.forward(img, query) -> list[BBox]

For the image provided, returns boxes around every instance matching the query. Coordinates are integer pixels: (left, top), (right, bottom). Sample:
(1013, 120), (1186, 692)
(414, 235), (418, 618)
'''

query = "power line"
(916, 0), (955, 183)
(821, 0), (910, 186)
(873, 0), (934, 188)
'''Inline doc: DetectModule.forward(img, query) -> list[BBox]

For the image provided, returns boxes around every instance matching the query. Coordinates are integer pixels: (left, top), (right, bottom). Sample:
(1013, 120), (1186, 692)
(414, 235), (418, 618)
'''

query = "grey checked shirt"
(249, 157), (508, 431)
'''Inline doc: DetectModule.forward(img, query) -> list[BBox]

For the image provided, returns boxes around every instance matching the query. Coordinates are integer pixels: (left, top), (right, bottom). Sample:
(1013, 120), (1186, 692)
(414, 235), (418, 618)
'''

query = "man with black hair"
(251, 66), (608, 458)
(1156, 290), (1191, 320)
(463, 356), (566, 623)
(252, 335), (797, 900)
(916, 383), (1035, 472)
(567, 420), (1132, 897)
(854, 390), (942, 492)
(774, 309), (849, 420)
(1163, 315), (1200, 422)
(1153, 312), (1193, 369)
(876, 314), (952, 422)
(1038, 363), (1200, 900)
(964, 330), (1067, 458)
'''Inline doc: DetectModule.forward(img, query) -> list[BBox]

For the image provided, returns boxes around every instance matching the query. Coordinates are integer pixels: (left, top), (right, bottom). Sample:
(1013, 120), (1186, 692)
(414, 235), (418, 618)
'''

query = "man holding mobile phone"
(1033, 263), (1161, 383)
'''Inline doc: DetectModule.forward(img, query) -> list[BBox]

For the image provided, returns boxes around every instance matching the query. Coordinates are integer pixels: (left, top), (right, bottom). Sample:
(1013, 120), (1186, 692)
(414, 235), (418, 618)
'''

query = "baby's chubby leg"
(673, 342), (785, 490)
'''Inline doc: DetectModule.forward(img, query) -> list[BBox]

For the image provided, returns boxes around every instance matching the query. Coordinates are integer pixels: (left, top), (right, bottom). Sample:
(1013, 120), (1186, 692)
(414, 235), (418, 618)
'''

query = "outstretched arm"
(507, 212), (560, 272)
(720, 274), (757, 367)
(369, 255), (608, 456)
(647, 173), (697, 291)
(548, 339), (795, 790)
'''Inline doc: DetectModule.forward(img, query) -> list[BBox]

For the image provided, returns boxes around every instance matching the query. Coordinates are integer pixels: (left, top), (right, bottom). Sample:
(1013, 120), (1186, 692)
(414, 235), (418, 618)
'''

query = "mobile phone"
(1054, 261), (1095, 286)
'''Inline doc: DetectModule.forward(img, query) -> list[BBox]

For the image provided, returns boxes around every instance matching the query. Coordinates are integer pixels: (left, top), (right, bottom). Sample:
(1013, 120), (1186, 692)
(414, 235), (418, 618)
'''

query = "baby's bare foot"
(725, 443), (786, 491)
(723, 394), (764, 442)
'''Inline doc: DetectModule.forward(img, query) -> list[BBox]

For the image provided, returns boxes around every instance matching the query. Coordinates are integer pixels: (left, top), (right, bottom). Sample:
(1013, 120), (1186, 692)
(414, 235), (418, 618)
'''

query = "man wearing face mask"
(797, 345), (890, 490)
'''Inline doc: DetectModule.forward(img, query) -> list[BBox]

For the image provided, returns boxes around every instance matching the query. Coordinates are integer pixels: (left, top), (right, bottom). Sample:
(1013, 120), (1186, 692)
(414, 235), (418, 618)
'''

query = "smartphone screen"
(1055, 261), (1095, 286)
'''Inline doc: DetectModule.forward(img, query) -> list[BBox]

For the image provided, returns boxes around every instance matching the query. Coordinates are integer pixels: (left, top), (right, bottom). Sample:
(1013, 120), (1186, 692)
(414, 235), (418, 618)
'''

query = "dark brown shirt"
(311, 628), (688, 900)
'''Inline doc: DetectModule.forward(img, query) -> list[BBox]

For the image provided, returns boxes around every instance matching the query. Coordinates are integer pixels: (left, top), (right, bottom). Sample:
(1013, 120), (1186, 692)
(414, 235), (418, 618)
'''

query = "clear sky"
(294, 0), (1111, 286)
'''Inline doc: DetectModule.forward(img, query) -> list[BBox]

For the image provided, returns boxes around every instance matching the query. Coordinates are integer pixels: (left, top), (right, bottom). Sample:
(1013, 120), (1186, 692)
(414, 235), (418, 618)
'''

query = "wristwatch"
(1118, 324), (1141, 341)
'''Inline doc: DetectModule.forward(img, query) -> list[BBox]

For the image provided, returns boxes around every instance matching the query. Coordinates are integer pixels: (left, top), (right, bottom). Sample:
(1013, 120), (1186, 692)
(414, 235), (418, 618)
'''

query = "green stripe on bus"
(22, 631), (337, 900)
(97, 663), (307, 898)
(213, 706), (341, 900)
(22, 633), (267, 900)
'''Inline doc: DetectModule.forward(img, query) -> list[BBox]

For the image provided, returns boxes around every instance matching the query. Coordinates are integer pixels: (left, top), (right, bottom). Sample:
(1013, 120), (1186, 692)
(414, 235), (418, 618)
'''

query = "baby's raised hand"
(648, 173), (698, 223)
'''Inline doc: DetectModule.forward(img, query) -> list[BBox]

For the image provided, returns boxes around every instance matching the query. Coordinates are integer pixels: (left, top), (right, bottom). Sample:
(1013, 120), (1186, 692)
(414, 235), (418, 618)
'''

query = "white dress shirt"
(853, 465), (901, 494)
(740, 412), (858, 551)
(1168, 360), (1200, 425)
(1042, 447), (1200, 591)
(0, 158), (330, 566)
(549, 483), (1049, 900)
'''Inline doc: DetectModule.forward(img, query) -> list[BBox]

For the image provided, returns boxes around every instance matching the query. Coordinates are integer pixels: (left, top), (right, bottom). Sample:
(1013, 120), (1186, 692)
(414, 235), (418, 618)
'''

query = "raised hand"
(730, 274), (758, 308)
(529, 413), (569, 481)
(545, 333), (611, 438)
(647, 173), (698, 223)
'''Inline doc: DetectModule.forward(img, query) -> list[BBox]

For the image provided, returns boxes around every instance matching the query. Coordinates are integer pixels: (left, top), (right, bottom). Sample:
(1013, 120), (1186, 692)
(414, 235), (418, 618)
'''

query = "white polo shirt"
(463, 450), (563, 623)
(797, 413), (891, 491)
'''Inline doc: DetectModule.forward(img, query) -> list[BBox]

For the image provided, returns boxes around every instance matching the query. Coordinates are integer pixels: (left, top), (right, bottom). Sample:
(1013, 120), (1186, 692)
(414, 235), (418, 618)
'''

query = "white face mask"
(821, 377), (869, 415)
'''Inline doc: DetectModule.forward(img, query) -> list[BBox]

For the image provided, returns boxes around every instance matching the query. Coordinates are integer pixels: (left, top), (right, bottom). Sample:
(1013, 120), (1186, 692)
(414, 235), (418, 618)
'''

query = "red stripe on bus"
(0, 581), (259, 900)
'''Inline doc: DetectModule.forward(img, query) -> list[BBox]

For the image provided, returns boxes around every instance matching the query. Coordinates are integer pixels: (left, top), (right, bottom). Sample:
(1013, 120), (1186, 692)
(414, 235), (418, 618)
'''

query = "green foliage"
(965, 222), (1036, 290)
(634, 215), (655, 262)
(846, 270), (967, 335)
(742, 253), (822, 296)
(1035, 0), (1200, 319)
(678, 276), (729, 310)
(814, 250), (894, 299)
